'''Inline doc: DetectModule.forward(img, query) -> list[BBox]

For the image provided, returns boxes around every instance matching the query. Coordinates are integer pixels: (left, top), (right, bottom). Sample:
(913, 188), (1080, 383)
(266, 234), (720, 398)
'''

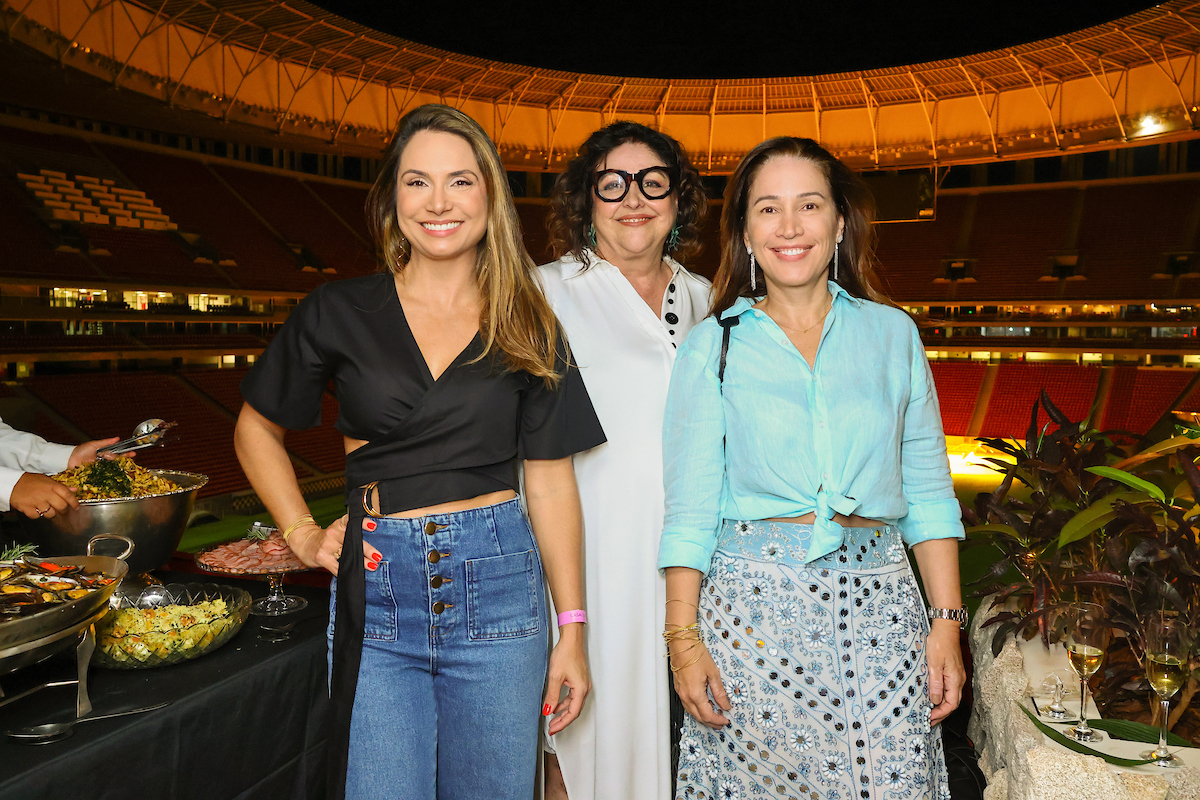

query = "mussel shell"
(0, 563), (30, 585)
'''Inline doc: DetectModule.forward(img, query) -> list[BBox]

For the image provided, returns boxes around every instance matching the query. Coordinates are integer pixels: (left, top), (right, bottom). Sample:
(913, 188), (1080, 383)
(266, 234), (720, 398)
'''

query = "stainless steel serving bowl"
(18, 471), (208, 575)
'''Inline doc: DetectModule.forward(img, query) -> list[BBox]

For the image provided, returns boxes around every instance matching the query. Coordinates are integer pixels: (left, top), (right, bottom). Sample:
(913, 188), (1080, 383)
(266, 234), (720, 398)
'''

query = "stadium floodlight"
(1137, 114), (1164, 135)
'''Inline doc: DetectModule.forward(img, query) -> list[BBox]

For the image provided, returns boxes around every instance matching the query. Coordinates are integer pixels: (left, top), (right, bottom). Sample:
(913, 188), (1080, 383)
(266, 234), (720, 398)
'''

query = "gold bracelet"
(662, 623), (700, 644)
(663, 640), (702, 659)
(669, 645), (706, 672)
(666, 599), (699, 610)
(281, 513), (316, 543)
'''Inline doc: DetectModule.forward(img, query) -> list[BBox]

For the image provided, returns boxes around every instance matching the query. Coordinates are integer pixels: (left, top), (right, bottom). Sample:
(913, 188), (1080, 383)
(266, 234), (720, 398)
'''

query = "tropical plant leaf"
(990, 619), (1022, 656)
(1017, 704), (1162, 767)
(1078, 397), (1101, 433)
(1113, 435), (1200, 470)
(1066, 572), (1128, 589)
(975, 436), (1024, 458)
(1128, 540), (1172, 572)
(985, 501), (1031, 536)
(965, 524), (1022, 540)
(1165, 546), (1200, 577)
(970, 582), (1009, 599)
(1042, 389), (1069, 428)
(994, 582), (1031, 602)
(1153, 578), (1190, 614)
(1085, 467), (1166, 502)
(1181, 446), (1200, 503)
(1026, 400), (1042, 456)
(980, 611), (1019, 629)
(990, 470), (1016, 505)
(1177, 423), (1200, 439)
(1086, 718), (1193, 748)
(1058, 492), (1144, 548)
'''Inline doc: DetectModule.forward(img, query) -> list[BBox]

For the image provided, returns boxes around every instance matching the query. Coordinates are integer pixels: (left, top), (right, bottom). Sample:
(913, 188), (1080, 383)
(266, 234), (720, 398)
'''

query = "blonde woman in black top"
(236, 104), (605, 800)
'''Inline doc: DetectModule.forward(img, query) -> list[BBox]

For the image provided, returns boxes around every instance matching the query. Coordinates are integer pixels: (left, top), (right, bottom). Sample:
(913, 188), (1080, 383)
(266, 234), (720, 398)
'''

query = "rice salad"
(96, 598), (236, 664)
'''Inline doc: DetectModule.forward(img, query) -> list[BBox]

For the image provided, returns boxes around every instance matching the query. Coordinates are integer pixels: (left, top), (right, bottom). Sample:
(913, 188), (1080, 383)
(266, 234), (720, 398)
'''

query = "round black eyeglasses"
(593, 167), (675, 203)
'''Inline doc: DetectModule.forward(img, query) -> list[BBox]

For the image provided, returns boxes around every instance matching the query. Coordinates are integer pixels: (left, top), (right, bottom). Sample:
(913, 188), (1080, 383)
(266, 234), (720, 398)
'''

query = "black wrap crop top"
(241, 272), (606, 510)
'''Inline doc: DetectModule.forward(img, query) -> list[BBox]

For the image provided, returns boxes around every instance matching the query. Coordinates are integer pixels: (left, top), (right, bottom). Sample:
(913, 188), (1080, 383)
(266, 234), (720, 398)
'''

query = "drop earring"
(833, 233), (843, 282)
(586, 224), (597, 250)
(666, 225), (681, 253)
(748, 248), (757, 292)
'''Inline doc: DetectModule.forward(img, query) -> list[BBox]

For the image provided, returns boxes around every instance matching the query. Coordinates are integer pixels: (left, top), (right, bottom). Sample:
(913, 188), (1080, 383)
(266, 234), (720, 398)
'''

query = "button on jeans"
(328, 498), (548, 800)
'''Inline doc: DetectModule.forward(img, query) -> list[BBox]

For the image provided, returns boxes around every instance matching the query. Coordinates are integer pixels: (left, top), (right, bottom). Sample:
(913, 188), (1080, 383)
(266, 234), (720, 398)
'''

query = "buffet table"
(0, 573), (330, 800)
(969, 596), (1200, 800)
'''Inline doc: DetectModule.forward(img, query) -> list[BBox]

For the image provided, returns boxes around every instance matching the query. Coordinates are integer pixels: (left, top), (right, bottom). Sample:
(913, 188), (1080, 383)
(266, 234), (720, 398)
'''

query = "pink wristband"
(557, 609), (587, 626)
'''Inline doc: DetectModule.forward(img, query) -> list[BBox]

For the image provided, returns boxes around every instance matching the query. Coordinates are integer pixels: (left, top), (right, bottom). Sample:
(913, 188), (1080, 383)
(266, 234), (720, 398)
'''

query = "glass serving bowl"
(91, 582), (251, 669)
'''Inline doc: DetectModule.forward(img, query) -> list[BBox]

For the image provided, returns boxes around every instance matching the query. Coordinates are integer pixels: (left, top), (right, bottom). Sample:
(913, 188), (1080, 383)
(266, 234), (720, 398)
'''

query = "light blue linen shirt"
(658, 283), (965, 574)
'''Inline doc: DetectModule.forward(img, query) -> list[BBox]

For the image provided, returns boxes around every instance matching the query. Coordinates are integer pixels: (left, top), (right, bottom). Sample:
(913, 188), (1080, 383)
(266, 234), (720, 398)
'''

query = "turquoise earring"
(665, 225), (681, 253)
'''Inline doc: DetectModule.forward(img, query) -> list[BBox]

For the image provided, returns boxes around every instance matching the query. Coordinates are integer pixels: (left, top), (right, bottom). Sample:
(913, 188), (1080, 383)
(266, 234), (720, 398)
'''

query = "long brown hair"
(547, 121), (707, 267)
(710, 137), (887, 317)
(365, 104), (561, 385)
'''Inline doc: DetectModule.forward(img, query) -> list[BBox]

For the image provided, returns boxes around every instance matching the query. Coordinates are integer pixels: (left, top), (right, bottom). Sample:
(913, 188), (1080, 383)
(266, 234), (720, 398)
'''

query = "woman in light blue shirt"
(660, 137), (965, 800)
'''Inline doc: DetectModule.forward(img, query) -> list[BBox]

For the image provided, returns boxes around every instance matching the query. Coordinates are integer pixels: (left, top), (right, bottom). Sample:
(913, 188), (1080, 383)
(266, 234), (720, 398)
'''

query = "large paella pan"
(0, 546), (128, 656)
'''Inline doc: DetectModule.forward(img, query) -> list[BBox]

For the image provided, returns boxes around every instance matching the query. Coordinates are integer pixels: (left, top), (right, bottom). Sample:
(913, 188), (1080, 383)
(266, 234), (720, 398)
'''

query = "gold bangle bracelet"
(669, 646), (706, 672)
(662, 623), (700, 644)
(281, 513), (316, 543)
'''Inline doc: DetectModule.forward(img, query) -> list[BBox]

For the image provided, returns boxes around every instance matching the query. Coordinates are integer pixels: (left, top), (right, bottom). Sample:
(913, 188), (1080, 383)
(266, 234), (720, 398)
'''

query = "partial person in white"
(537, 120), (710, 800)
(0, 416), (120, 518)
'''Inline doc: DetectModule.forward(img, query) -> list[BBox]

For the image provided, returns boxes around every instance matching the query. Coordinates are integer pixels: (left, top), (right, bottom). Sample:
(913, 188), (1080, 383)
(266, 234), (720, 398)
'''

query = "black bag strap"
(718, 316), (739, 384)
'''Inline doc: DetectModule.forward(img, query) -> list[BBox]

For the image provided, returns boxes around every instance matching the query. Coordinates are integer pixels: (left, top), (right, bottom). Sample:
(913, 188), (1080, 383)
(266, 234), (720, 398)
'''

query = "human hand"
(670, 637), (730, 728)
(287, 515), (381, 575)
(926, 620), (965, 725)
(543, 624), (590, 735)
(68, 437), (122, 468)
(10, 473), (78, 519)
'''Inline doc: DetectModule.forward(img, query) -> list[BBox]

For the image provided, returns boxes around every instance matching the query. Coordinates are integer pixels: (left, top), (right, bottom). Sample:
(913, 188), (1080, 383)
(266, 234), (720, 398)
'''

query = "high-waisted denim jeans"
(327, 498), (548, 800)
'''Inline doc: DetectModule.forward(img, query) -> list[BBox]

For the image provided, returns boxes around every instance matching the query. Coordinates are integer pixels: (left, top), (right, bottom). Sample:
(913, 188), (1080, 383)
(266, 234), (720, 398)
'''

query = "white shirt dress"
(537, 252), (710, 800)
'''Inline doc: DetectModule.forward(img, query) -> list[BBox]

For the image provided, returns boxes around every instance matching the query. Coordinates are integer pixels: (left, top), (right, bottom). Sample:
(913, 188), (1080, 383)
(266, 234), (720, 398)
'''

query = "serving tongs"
(95, 418), (176, 457)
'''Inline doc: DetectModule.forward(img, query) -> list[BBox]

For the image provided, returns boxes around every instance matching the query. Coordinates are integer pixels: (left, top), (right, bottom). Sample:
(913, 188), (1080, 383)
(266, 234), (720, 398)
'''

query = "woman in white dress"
(537, 121), (710, 800)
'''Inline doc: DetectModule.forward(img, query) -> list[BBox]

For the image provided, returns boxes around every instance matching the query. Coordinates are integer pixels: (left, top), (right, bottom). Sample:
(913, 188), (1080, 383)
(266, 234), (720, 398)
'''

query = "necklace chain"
(769, 295), (833, 336)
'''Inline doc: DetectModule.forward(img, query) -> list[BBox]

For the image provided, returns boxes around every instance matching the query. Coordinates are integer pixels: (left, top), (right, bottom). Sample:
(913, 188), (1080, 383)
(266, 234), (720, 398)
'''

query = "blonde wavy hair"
(366, 104), (562, 385)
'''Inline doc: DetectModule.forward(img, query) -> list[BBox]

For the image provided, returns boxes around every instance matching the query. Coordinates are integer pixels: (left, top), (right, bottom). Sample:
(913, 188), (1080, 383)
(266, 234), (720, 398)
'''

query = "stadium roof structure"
(4, 0), (1200, 171)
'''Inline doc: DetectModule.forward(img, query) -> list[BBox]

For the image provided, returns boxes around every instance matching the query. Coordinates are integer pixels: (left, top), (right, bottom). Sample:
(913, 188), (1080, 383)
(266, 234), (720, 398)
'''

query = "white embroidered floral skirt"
(675, 521), (951, 800)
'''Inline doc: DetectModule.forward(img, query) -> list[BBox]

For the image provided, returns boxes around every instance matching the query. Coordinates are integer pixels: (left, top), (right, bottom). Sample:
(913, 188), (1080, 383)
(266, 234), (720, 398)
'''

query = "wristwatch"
(927, 605), (969, 630)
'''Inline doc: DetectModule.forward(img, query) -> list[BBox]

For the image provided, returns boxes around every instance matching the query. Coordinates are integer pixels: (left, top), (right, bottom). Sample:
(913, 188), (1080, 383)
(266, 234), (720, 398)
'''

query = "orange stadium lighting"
(1137, 114), (1165, 135)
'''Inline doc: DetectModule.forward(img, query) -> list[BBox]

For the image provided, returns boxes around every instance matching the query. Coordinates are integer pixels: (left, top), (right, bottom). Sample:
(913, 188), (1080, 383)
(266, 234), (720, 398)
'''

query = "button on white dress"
(537, 252), (710, 800)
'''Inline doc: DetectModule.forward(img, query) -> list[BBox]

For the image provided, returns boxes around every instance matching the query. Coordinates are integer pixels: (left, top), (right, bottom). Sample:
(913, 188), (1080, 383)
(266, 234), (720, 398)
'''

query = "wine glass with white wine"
(1141, 611), (1188, 767)
(1065, 602), (1110, 743)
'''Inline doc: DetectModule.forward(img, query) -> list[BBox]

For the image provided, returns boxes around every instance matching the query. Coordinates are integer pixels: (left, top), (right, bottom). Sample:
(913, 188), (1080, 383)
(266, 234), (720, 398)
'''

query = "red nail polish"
(363, 519), (377, 532)
(371, 552), (383, 562)
(366, 561), (378, 571)
(542, 703), (553, 716)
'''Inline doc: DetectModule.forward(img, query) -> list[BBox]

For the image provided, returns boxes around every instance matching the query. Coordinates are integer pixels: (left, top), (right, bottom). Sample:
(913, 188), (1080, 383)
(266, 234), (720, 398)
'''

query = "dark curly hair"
(547, 121), (706, 267)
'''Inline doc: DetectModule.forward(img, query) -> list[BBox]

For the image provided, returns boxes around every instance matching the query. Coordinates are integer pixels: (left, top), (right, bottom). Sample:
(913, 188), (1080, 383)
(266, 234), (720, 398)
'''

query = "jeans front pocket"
(363, 561), (398, 641)
(465, 549), (540, 641)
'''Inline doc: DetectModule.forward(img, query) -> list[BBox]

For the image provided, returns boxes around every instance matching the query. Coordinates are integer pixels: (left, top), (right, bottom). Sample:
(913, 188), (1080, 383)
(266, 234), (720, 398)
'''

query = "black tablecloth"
(0, 573), (330, 800)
